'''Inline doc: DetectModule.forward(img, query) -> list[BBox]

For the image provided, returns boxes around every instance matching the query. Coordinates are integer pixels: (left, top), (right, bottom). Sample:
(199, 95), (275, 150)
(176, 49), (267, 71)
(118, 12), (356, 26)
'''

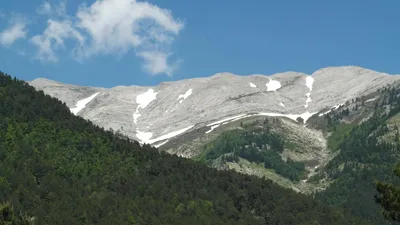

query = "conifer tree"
(376, 164), (400, 221)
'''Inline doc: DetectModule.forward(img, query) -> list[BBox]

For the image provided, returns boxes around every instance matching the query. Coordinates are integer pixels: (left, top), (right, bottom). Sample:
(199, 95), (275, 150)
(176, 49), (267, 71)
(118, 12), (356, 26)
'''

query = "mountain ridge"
(31, 65), (398, 88)
(29, 65), (400, 146)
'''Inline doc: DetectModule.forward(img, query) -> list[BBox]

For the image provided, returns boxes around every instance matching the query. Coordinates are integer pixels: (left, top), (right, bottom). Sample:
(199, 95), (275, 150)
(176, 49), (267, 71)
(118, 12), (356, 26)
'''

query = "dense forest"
(198, 121), (306, 181)
(314, 85), (400, 225)
(375, 163), (400, 222)
(0, 72), (369, 224)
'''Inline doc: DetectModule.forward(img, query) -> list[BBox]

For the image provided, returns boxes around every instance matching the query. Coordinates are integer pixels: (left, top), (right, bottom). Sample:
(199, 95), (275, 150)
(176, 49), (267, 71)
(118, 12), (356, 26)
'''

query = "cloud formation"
(0, 18), (27, 46)
(31, 19), (85, 62)
(138, 51), (182, 76)
(36, 1), (66, 16)
(29, 0), (184, 76)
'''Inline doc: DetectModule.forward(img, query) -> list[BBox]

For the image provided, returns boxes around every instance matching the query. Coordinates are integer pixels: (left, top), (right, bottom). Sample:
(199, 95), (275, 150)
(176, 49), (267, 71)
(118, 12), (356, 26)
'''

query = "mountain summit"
(29, 66), (400, 146)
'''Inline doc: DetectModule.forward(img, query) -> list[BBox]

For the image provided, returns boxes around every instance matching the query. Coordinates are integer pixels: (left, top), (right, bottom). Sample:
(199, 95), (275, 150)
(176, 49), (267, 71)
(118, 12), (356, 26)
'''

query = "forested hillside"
(312, 86), (400, 225)
(0, 72), (368, 224)
(196, 120), (306, 182)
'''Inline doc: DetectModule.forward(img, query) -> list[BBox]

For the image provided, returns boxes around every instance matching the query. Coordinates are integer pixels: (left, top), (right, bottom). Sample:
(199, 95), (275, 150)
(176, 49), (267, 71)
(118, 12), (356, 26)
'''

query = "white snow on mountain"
(29, 66), (400, 146)
(177, 89), (193, 104)
(70, 92), (100, 115)
(266, 78), (282, 91)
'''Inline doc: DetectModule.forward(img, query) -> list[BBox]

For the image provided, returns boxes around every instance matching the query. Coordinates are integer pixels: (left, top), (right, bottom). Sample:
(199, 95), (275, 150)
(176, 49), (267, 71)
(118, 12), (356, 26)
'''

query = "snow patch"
(207, 114), (248, 126)
(205, 114), (254, 134)
(206, 111), (317, 133)
(137, 125), (194, 144)
(206, 124), (220, 134)
(318, 111), (329, 117)
(137, 89), (158, 108)
(365, 97), (378, 103)
(177, 88), (193, 104)
(149, 125), (194, 144)
(249, 82), (257, 88)
(133, 89), (158, 124)
(133, 89), (160, 144)
(304, 76), (314, 108)
(332, 104), (343, 110)
(153, 140), (169, 148)
(266, 78), (281, 91)
(136, 130), (153, 143)
(133, 113), (141, 124)
(70, 92), (100, 115)
(231, 115), (253, 122)
(305, 76), (314, 92)
(299, 111), (317, 122)
(305, 93), (312, 108)
(318, 103), (345, 116)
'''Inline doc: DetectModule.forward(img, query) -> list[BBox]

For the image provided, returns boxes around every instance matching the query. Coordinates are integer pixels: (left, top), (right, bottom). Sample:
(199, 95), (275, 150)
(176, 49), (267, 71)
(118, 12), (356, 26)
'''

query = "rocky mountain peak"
(29, 66), (400, 146)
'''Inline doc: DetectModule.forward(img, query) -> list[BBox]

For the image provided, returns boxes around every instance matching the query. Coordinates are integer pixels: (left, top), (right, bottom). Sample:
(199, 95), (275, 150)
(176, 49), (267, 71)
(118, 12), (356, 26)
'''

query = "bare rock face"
(29, 66), (400, 145)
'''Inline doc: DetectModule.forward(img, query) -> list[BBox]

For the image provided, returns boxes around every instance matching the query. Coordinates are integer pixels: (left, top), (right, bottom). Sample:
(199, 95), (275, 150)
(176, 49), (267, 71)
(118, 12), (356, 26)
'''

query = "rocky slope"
(29, 66), (400, 147)
(28, 65), (400, 194)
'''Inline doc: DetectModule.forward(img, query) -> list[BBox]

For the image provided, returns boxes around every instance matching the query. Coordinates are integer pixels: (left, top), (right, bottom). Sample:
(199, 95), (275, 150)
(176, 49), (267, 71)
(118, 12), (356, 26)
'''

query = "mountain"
(29, 66), (400, 224)
(311, 84), (400, 224)
(0, 71), (369, 224)
(29, 66), (400, 188)
(29, 66), (400, 148)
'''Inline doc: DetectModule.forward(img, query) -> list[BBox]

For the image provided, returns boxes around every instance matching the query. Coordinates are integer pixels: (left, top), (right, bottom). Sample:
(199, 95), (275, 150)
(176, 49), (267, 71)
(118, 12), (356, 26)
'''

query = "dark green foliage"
(0, 72), (366, 224)
(326, 122), (354, 151)
(375, 164), (400, 222)
(201, 127), (305, 181)
(0, 202), (33, 225)
(315, 85), (400, 225)
(222, 154), (239, 163)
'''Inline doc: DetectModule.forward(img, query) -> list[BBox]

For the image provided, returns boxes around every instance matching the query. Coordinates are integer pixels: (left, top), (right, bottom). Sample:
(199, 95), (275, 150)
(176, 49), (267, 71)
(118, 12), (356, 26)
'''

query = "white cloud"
(0, 19), (27, 46)
(29, 0), (184, 75)
(37, 1), (52, 15)
(31, 19), (85, 62)
(138, 51), (181, 76)
(37, 1), (66, 16)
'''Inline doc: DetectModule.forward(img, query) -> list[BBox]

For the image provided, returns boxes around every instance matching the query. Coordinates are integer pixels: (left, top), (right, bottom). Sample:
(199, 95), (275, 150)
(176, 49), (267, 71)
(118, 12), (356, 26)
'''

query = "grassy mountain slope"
(0, 72), (369, 224)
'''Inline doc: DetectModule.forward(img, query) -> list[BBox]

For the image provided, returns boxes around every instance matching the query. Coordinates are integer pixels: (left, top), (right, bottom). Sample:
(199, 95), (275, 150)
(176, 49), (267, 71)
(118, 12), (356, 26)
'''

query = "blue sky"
(0, 0), (399, 87)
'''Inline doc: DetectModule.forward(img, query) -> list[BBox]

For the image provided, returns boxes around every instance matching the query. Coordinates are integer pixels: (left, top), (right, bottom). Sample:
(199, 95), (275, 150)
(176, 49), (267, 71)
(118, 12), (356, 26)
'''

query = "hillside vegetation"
(160, 79), (400, 225)
(0, 72), (369, 224)
(311, 86), (400, 225)
(196, 119), (306, 182)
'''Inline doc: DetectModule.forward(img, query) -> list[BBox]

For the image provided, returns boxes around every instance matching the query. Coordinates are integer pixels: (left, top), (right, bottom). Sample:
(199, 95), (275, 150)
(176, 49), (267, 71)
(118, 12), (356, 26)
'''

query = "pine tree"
(375, 164), (400, 221)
